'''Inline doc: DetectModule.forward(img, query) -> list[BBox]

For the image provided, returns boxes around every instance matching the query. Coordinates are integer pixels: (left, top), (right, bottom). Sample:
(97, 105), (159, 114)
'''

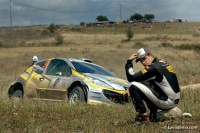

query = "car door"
(25, 60), (48, 99)
(42, 59), (72, 100)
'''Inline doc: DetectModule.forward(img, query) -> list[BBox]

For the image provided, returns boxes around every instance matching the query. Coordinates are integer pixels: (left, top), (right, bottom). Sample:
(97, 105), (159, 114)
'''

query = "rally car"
(7, 57), (130, 104)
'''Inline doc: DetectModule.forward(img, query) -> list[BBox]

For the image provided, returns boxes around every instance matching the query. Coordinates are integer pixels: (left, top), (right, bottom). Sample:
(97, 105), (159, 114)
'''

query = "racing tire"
(12, 90), (23, 99)
(69, 86), (86, 104)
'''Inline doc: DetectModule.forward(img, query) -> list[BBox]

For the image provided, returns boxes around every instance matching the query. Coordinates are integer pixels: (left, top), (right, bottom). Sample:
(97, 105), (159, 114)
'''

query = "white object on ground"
(156, 106), (182, 120)
(180, 83), (200, 90)
(182, 112), (192, 118)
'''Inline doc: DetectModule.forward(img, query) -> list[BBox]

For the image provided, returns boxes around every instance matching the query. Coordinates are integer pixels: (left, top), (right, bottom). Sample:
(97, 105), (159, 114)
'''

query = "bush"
(126, 29), (134, 41)
(41, 29), (49, 35)
(19, 41), (26, 47)
(47, 23), (57, 33)
(0, 42), (2, 47)
(175, 44), (200, 53)
(55, 36), (64, 45)
(192, 32), (200, 37)
(132, 42), (147, 48)
(161, 42), (173, 47)
(155, 35), (169, 40)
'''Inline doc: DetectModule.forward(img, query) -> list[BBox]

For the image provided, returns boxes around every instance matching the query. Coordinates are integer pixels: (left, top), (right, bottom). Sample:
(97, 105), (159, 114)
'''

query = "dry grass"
(0, 23), (200, 132)
(0, 89), (199, 132)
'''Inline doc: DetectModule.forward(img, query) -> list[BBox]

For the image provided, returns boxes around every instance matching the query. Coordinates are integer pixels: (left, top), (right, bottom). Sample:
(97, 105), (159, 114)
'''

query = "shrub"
(4, 43), (17, 48)
(55, 36), (64, 45)
(192, 32), (200, 37)
(19, 41), (26, 47)
(126, 29), (134, 41)
(161, 42), (173, 47)
(0, 42), (2, 47)
(175, 43), (200, 53)
(132, 42), (147, 48)
(155, 35), (169, 40)
(41, 29), (49, 35)
(47, 23), (57, 33)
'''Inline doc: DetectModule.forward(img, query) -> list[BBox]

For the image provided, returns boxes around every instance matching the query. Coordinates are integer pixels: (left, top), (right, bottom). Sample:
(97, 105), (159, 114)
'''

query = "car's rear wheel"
(69, 86), (86, 104)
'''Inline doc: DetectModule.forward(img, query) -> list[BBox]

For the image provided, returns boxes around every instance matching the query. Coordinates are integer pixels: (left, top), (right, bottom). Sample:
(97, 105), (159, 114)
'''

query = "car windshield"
(71, 61), (116, 77)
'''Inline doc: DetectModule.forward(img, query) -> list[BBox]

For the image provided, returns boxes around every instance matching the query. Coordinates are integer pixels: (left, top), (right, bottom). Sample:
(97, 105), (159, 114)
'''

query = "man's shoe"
(132, 114), (150, 126)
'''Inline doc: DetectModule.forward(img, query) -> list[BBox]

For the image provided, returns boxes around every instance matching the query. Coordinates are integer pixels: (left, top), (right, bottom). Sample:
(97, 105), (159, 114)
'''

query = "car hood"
(83, 73), (129, 90)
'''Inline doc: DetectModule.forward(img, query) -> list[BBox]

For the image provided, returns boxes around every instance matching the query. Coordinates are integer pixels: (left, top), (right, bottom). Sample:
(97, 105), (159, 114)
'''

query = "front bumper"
(102, 90), (131, 104)
(87, 89), (131, 105)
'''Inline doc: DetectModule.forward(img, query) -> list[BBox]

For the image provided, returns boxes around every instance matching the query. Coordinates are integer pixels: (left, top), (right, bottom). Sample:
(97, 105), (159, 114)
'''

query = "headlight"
(87, 77), (113, 88)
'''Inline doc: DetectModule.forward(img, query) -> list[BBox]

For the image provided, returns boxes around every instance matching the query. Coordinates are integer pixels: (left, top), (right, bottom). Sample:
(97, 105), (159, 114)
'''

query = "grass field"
(0, 22), (200, 132)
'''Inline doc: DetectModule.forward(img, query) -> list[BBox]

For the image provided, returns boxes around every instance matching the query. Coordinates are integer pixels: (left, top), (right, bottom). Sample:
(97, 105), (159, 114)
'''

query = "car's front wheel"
(69, 86), (86, 104)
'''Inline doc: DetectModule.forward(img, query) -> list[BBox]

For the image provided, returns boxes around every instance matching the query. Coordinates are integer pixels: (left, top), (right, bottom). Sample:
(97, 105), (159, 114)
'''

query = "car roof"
(34, 57), (99, 68)
(68, 58), (92, 63)
(37, 57), (95, 65)
(37, 57), (91, 62)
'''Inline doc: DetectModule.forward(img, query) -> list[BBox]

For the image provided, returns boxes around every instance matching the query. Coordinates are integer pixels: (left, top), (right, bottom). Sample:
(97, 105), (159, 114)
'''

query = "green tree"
(47, 23), (57, 33)
(130, 13), (143, 20)
(80, 22), (85, 26)
(96, 15), (109, 21)
(144, 14), (155, 20)
(126, 29), (134, 41)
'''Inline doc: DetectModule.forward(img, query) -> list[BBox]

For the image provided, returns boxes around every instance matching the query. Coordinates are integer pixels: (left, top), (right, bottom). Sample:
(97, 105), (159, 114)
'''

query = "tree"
(80, 22), (84, 26)
(96, 15), (109, 21)
(130, 13), (143, 20)
(126, 29), (134, 41)
(144, 14), (155, 20)
(47, 23), (57, 33)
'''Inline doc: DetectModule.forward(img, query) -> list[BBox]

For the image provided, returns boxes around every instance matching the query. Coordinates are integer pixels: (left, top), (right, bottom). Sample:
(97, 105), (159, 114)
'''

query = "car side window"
(33, 61), (46, 74)
(45, 59), (72, 77)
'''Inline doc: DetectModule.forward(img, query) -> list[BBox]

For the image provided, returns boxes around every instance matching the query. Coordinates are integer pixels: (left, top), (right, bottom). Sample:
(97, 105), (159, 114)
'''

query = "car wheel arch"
(8, 82), (24, 98)
(67, 81), (88, 101)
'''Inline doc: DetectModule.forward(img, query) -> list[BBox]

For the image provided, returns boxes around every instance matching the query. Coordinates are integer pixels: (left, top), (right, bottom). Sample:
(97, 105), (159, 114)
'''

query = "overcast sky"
(0, 0), (200, 27)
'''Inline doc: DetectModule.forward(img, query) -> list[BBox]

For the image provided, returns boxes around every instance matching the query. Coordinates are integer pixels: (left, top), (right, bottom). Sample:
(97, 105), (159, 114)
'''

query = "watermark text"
(163, 125), (198, 130)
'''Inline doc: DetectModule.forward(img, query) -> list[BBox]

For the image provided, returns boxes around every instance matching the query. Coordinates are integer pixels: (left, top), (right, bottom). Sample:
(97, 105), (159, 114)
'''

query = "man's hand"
(128, 53), (138, 61)
(123, 89), (130, 99)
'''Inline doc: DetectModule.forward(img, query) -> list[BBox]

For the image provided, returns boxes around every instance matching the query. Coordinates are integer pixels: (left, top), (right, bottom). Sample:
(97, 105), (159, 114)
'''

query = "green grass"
(0, 88), (199, 132)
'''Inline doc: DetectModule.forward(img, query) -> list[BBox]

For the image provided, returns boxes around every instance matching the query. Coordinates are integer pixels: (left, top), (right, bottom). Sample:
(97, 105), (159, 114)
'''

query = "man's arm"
(125, 60), (157, 82)
(125, 59), (136, 82)
(125, 53), (138, 82)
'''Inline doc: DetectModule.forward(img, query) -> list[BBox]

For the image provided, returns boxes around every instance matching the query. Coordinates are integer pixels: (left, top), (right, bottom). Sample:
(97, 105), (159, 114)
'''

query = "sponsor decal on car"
(21, 71), (31, 80)
(90, 96), (101, 99)
(105, 76), (128, 85)
(53, 78), (63, 88)
(31, 77), (41, 86)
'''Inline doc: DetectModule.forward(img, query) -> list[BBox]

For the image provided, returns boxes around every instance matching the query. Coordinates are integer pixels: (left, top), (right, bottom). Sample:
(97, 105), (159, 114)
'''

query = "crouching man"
(124, 48), (181, 125)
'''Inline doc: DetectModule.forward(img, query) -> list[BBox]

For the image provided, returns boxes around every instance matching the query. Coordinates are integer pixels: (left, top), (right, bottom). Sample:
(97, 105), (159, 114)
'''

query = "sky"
(0, 0), (200, 27)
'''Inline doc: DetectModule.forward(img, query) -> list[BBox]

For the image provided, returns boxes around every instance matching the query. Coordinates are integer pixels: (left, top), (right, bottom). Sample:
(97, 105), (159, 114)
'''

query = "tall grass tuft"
(175, 43), (200, 53)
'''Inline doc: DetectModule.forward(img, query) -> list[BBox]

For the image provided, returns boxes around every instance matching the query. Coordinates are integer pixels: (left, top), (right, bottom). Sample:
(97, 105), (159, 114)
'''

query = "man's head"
(136, 48), (154, 66)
